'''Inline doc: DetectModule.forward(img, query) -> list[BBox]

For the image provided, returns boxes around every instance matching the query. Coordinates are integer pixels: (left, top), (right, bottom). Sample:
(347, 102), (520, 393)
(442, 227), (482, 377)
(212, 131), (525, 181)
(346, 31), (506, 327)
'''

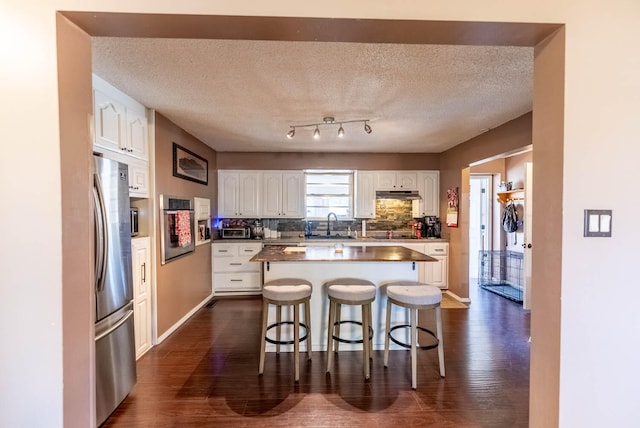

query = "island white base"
(263, 261), (424, 352)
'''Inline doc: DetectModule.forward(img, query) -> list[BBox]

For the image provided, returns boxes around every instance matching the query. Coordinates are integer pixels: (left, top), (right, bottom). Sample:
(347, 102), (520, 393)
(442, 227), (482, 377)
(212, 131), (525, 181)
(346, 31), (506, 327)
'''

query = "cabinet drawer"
(213, 257), (260, 273)
(213, 272), (262, 291)
(425, 242), (448, 255)
(238, 244), (262, 256)
(212, 244), (238, 257)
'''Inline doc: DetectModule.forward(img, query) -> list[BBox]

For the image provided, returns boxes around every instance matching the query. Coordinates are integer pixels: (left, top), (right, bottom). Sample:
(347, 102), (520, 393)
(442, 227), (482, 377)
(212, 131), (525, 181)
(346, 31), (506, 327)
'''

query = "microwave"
(130, 208), (139, 236)
(221, 227), (250, 239)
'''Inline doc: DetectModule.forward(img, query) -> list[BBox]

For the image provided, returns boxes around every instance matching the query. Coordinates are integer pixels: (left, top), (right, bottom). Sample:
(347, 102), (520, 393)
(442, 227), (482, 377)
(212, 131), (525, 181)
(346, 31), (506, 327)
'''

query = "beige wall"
(154, 113), (217, 336)
(217, 152), (439, 170)
(7, 2), (640, 428)
(439, 113), (533, 298)
(56, 15), (94, 427)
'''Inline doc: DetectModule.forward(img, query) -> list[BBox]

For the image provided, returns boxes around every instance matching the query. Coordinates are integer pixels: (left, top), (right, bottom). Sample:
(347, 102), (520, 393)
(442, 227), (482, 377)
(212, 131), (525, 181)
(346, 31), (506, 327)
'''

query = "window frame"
(304, 169), (355, 220)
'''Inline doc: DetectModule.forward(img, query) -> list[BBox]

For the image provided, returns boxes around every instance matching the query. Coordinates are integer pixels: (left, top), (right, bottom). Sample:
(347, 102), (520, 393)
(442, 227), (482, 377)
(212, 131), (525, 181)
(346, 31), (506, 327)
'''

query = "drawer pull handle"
(230, 279), (243, 282)
(218, 250), (228, 253)
(230, 263), (242, 266)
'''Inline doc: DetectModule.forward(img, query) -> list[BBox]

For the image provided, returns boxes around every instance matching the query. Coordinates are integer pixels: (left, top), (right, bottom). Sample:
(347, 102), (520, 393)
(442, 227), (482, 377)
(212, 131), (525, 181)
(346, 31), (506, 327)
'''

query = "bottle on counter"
(387, 229), (393, 239)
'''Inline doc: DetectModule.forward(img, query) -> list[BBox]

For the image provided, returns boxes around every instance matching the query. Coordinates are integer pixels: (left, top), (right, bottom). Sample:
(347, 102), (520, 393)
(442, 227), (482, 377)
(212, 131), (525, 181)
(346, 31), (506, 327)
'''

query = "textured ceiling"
(92, 38), (533, 153)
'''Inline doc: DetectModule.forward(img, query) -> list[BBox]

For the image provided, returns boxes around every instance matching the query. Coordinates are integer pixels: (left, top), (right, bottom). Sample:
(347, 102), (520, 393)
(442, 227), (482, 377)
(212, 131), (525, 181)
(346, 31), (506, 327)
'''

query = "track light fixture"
(286, 117), (372, 139)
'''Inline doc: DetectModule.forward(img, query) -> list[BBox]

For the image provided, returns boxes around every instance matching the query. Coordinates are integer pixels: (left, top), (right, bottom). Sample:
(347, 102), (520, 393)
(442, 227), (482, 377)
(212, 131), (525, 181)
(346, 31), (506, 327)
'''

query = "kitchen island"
(251, 245), (436, 352)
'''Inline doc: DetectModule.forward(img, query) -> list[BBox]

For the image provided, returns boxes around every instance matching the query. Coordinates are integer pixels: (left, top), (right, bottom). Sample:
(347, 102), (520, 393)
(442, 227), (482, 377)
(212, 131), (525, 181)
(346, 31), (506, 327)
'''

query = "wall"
(217, 152), (439, 170)
(56, 15), (95, 426)
(6, 3), (640, 428)
(154, 113), (217, 336)
(439, 113), (533, 299)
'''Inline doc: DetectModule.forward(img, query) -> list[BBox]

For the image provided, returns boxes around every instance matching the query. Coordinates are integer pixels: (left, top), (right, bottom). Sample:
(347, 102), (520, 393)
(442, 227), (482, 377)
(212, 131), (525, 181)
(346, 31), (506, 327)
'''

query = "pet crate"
(478, 250), (524, 302)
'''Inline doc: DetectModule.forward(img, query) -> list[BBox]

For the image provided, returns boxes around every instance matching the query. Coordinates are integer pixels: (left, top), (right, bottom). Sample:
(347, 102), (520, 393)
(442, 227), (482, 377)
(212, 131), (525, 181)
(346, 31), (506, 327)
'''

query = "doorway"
(469, 175), (492, 286)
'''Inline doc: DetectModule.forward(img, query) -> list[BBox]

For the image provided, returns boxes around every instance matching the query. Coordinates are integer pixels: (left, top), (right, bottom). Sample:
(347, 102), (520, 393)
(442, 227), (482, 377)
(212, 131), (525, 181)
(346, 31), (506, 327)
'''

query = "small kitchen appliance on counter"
(424, 216), (441, 238)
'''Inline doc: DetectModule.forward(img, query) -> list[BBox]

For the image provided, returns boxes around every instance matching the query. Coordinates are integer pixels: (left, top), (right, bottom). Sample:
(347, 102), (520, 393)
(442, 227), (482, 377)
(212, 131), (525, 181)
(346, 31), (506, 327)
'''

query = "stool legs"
(326, 300), (336, 373)
(305, 299), (312, 361)
(258, 299), (269, 375)
(383, 298), (446, 388)
(410, 308), (418, 389)
(259, 297), (312, 382)
(362, 302), (371, 379)
(383, 299), (391, 367)
(436, 306), (445, 377)
(293, 302), (300, 382)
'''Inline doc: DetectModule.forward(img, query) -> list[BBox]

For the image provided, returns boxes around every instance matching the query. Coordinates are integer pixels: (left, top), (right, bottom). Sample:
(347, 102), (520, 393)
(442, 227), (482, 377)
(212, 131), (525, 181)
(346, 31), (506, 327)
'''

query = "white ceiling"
(92, 38), (533, 153)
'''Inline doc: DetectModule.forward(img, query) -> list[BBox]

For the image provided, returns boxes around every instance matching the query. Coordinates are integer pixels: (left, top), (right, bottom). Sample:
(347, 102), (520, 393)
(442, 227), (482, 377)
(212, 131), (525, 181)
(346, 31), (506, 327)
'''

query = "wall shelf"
(496, 189), (525, 204)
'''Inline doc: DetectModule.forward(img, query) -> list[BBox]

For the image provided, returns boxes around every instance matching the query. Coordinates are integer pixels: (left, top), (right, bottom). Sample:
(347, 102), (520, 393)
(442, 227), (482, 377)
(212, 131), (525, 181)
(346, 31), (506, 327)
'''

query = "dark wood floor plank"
(103, 287), (530, 427)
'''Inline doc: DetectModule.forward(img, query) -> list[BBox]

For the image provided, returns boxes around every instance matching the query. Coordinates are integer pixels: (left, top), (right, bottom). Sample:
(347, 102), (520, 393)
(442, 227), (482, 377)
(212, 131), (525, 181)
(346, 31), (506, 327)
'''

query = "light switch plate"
(584, 209), (612, 237)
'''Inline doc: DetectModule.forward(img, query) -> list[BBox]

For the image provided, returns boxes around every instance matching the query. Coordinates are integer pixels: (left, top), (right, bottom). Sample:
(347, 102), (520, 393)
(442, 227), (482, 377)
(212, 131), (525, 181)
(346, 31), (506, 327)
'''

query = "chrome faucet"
(327, 212), (338, 236)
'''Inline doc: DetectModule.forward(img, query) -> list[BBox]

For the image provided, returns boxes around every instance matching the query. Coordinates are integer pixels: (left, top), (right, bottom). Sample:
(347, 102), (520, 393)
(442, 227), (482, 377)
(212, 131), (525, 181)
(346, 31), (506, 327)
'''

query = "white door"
(218, 172), (239, 217)
(469, 175), (492, 282)
(523, 162), (533, 310)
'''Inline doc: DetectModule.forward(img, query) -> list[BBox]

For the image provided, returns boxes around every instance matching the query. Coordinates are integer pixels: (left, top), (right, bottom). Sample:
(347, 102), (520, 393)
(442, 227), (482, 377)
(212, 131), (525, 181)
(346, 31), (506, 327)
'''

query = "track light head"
(286, 117), (371, 139)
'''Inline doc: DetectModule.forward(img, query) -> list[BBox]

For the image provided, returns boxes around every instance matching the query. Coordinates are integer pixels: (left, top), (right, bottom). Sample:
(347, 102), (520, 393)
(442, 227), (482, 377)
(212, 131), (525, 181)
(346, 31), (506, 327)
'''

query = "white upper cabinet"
(218, 171), (260, 218)
(355, 171), (376, 218)
(416, 171), (440, 217)
(93, 74), (149, 162)
(128, 161), (150, 198)
(262, 171), (304, 218)
(375, 171), (418, 190)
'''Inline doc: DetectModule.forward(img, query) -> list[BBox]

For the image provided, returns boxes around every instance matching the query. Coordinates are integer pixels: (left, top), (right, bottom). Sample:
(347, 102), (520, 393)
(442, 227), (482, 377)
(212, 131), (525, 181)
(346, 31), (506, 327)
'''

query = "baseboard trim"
(156, 293), (214, 344)
(445, 290), (471, 304)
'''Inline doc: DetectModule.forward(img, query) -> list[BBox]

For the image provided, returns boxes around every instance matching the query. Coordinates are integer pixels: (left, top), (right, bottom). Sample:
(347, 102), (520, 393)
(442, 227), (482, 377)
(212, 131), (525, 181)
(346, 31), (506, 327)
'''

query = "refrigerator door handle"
(95, 309), (134, 342)
(93, 173), (109, 293)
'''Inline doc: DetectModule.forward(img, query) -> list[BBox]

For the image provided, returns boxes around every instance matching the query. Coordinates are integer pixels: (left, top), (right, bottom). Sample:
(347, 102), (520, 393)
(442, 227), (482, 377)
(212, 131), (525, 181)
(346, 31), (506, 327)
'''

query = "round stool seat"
(386, 282), (441, 306)
(263, 284), (312, 301)
(325, 278), (376, 301)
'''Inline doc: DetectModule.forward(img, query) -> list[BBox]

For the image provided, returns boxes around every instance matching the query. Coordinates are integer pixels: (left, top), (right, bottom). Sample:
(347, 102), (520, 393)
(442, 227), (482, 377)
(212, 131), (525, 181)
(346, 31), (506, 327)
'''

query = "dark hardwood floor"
(104, 286), (530, 427)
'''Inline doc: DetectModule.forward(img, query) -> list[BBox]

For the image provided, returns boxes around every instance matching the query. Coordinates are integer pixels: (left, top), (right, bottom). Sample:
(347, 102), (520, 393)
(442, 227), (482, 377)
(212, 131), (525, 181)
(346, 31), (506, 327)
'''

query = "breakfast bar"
(250, 245), (436, 352)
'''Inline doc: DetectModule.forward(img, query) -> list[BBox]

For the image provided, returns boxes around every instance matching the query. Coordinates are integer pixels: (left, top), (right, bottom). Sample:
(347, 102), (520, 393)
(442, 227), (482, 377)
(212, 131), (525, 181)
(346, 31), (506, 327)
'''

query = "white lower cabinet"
(344, 241), (448, 289)
(423, 242), (449, 289)
(212, 242), (263, 295)
(131, 236), (152, 358)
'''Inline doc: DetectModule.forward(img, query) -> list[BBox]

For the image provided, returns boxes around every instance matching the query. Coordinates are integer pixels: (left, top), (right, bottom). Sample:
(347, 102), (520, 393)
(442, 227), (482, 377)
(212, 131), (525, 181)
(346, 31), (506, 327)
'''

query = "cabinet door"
(93, 88), (125, 153)
(396, 172), (418, 189)
(194, 197), (211, 221)
(424, 255), (448, 289)
(218, 172), (239, 217)
(375, 172), (397, 189)
(418, 171), (439, 217)
(238, 172), (260, 217)
(355, 171), (376, 218)
(131, 237), (152, 358)
(128, 163), (149, 198)
(262, 172), (282, 217)
(125, 108), (149, 161)
(281, 172), (304, 218)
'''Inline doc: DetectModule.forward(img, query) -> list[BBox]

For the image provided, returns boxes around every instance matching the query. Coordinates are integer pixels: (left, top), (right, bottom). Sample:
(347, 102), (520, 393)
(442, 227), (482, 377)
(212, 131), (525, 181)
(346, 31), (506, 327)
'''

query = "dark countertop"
(250, 245), (437, 263)
(213, 237), (448, 245)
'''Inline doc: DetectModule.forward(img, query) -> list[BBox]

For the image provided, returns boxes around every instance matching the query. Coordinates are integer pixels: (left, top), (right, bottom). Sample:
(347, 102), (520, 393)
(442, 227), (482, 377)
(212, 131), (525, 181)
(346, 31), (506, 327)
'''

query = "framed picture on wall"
(172, 143), (208, 185)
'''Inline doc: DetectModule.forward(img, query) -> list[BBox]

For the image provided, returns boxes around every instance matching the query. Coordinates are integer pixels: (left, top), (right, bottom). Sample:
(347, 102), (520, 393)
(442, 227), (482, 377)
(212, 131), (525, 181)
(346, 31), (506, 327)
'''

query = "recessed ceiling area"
(92, 34), (533, 154)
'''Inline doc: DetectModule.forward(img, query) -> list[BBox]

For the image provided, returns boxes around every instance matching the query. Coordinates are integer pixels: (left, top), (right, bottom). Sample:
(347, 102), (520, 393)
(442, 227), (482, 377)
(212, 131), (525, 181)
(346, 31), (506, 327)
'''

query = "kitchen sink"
(306, 235), (355, 240)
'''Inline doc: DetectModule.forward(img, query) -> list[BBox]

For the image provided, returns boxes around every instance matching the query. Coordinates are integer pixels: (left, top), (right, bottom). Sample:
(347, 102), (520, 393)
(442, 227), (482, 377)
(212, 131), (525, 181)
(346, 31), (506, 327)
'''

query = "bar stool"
(259, 278), (312, 382)
(324, 278), (376, 379)
(383, 281), (445, 389)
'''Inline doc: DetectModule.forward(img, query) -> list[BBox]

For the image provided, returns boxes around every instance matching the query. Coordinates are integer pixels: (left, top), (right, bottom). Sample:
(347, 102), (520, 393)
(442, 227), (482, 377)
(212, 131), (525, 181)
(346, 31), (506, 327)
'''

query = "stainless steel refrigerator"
(93, 155), (136, 426)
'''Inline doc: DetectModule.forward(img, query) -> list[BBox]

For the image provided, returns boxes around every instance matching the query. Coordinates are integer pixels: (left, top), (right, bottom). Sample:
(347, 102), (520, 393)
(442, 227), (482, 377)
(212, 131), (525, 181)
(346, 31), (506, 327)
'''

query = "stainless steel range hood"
(375, 190), (422, 200)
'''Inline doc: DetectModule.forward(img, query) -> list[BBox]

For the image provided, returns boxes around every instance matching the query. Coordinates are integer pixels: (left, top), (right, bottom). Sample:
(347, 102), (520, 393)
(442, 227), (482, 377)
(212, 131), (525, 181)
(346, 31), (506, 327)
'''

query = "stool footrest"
(331, 320), (374, 345)
(265, 321), (309, 346)
(388, 325), (439, 350)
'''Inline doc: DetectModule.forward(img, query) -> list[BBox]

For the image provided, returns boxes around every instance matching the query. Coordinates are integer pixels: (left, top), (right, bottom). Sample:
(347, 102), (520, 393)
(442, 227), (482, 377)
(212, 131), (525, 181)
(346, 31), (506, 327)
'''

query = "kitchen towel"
(176, 210), (192, 247)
